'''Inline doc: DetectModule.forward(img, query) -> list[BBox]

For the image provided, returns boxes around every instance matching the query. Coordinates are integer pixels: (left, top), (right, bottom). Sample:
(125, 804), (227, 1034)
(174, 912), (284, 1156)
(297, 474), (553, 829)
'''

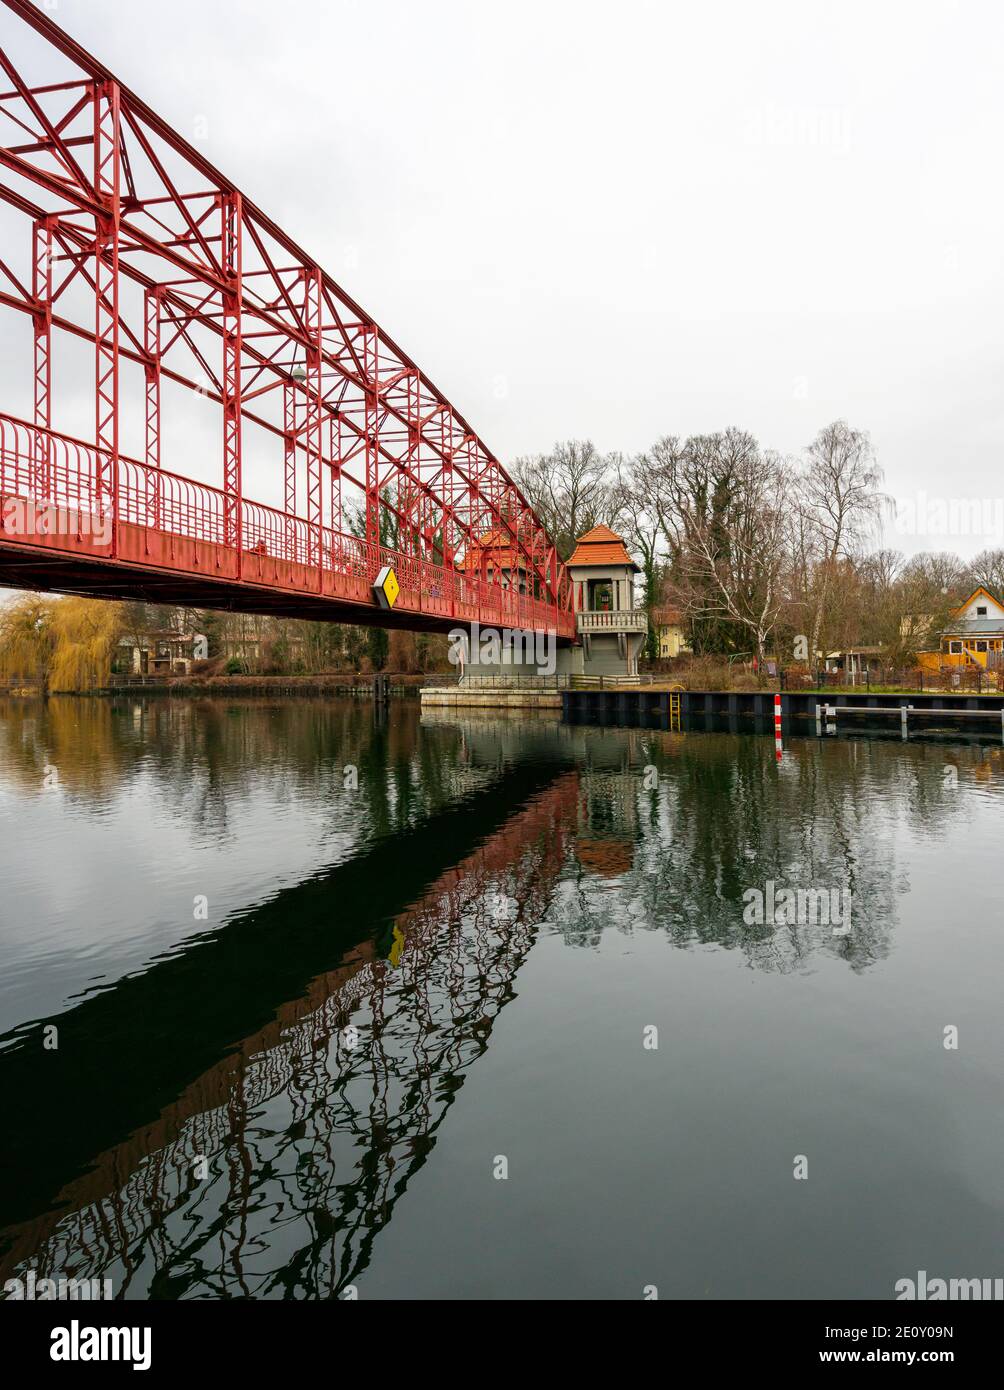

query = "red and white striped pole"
(774, 693), (783, 762)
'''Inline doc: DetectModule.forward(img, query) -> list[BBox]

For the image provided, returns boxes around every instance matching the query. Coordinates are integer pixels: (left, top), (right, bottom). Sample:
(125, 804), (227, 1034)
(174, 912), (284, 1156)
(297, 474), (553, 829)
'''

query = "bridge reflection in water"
(0, 699), (986, 1299)
(0, 727), (580, 1298)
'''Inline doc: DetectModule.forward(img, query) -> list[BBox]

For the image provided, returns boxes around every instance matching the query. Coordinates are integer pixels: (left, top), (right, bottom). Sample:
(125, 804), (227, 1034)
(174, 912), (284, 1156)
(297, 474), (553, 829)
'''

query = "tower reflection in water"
(1, 697), (989, 1299)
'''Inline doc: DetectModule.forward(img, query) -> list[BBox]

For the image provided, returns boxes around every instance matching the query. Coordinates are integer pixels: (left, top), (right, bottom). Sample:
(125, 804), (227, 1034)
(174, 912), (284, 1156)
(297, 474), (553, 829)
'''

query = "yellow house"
(651, 607), (691, 659)
(924, 587), (1004, 669)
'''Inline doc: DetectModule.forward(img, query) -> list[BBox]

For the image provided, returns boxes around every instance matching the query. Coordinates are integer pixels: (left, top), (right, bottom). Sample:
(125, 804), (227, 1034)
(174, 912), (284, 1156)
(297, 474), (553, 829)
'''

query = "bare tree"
(859, 547), (904, 592)
(653, 430), (791, 664)
(510, 440), (622, 559)
(892, 551), (968, 655)
(850, 548), (907, 653)
(616, 454), (663, 656)
(802, 421), (885, 664)
(966, 548), (1004, 600)
(899, 550), (969, 598)
(632, 435), (686, 564)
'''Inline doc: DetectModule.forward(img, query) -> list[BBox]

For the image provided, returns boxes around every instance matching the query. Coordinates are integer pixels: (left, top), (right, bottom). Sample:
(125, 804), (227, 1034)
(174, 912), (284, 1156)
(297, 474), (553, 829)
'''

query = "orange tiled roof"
(567, 525), (639, 570)
(457, 528), (527, 573)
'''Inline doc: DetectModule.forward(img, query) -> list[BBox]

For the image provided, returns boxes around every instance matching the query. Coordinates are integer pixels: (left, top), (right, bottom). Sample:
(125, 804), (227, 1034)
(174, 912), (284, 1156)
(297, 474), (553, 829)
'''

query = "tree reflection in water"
(0, 698), (995, 1297)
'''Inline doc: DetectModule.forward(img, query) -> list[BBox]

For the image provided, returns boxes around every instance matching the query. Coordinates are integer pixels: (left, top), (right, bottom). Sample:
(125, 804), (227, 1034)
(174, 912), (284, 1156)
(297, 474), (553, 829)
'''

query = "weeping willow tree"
(0, 592), (123, 692)
(48, 598), (124, 692)
(0, 593), (55, 687)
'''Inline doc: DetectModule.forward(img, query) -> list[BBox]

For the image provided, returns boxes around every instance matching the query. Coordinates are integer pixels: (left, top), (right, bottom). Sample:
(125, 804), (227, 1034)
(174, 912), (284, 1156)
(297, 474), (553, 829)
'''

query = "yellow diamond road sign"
(374, 565), (400, 610)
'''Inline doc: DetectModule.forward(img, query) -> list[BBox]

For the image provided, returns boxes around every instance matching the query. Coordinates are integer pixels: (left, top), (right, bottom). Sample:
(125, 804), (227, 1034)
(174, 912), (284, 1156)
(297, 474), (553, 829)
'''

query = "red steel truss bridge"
(0, 1), (574, 638)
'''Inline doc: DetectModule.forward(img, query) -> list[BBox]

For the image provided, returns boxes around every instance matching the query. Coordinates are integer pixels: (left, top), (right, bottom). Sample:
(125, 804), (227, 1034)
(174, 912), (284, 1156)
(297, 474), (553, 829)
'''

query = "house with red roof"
(451, 522), (647, 681)
(566, 525), (647, 677)
(456, 528), (528, 591)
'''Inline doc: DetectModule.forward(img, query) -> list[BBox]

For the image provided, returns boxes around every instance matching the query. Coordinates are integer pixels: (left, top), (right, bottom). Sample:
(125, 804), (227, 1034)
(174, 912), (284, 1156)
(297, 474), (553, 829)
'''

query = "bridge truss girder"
(0, 0), (570, 624)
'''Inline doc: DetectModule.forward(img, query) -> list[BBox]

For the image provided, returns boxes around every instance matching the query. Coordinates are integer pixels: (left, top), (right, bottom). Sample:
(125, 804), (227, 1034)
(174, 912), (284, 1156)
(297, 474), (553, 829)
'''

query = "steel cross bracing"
(0, 0), (574, 637)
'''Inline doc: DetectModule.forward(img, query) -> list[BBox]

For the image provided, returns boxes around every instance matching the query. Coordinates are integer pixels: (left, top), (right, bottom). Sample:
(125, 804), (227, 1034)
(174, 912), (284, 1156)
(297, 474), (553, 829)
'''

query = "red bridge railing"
(0, 413), (575, 638)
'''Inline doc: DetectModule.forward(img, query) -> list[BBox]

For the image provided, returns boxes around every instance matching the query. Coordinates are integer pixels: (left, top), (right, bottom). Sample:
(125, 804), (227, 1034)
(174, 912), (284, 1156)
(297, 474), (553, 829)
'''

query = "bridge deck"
(0, 415), (575, 637)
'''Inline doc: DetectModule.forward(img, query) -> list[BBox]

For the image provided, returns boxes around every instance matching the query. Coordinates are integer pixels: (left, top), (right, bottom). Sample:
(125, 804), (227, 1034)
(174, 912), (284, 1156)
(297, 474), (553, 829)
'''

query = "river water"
(0, 695), (1002, 1300)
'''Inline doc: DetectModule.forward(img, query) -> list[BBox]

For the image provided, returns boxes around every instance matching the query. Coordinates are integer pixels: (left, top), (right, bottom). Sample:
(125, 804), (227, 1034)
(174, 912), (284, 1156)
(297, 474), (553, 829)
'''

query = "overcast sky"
(8, 0), (1004, 557)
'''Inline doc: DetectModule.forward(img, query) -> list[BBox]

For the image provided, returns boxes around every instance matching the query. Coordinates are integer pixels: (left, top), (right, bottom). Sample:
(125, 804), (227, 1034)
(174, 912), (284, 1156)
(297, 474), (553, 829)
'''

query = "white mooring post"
(901, 704), (909, 739)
